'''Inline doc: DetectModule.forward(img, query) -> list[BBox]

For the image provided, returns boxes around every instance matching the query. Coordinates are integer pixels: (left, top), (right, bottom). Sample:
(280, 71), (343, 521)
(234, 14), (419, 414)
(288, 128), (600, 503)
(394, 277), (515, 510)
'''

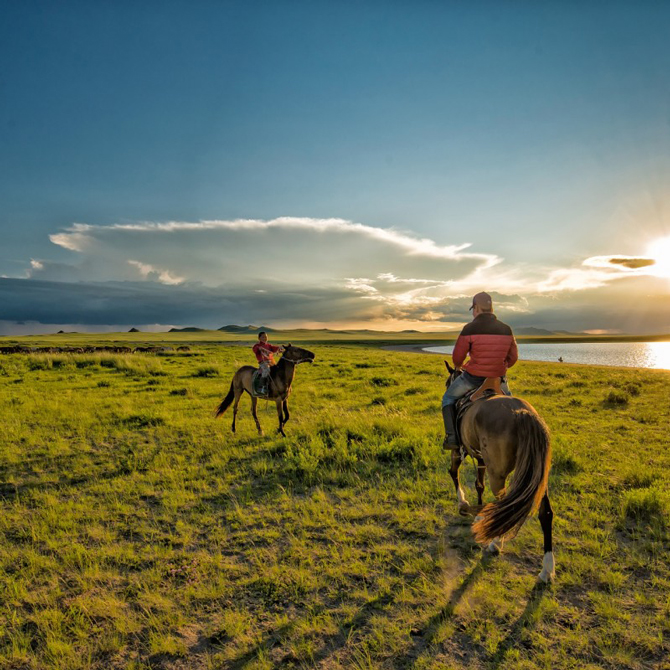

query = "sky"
(2, 0), (670, 335)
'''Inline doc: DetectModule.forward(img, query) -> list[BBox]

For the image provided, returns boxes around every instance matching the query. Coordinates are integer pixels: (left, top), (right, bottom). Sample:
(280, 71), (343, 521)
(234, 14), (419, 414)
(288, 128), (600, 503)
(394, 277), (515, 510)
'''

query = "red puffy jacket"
(452, 313), (518, 377)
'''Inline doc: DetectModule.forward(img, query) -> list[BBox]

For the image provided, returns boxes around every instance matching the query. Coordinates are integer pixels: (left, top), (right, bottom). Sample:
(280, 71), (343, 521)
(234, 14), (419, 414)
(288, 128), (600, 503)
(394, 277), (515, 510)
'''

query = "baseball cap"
(469, 292), (493, 311)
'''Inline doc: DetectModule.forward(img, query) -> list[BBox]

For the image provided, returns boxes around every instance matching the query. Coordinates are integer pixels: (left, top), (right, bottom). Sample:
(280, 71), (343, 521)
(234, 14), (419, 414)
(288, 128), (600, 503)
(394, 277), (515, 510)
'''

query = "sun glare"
(646, 237), (670, 278)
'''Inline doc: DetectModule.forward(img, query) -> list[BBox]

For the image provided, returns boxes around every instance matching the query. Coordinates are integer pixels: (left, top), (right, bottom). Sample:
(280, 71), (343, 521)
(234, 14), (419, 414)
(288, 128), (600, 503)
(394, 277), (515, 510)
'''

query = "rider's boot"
(442, 404), (459, 449)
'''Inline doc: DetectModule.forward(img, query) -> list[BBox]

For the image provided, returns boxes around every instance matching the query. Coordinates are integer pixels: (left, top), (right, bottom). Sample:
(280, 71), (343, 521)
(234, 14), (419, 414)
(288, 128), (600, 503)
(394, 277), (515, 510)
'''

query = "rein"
(281, 357), (311, 365)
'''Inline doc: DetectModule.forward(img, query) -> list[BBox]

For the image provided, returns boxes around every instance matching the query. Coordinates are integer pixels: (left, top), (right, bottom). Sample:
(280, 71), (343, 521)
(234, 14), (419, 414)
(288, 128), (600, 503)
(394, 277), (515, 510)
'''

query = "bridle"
(281, 351), (313, 365)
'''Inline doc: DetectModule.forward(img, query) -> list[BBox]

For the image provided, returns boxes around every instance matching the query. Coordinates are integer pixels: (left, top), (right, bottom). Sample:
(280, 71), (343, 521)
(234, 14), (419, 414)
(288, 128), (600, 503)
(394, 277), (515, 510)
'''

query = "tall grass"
(0, 343), (669, 669)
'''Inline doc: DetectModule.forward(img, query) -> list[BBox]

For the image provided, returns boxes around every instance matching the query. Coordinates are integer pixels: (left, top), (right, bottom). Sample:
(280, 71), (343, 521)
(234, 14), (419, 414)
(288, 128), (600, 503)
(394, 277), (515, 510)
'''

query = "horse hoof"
(538, 569), (555, 584)
(458, 502), (471, 516)
(538, 552), (555, 583)
(485, 540), (502, 555)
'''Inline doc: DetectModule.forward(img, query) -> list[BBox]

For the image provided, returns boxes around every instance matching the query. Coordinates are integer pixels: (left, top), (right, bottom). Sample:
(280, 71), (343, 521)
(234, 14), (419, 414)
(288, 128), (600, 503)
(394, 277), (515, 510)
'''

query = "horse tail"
(472, 409), (551, 544)
(214, 380), (235, 418)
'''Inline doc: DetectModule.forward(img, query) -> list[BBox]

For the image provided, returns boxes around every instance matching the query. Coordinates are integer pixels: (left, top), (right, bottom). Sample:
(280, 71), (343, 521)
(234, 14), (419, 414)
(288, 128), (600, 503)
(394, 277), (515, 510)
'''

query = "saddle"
(454, 377), (503, 450)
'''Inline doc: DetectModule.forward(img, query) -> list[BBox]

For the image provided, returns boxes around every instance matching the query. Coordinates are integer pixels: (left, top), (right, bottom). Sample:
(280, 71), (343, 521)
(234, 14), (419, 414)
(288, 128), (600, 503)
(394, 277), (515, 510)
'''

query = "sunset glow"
(646, 237), (670, 279)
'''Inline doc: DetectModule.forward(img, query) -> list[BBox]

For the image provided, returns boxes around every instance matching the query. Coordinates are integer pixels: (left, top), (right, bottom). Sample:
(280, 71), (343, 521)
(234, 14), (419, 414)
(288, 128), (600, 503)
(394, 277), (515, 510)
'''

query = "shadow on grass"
(0, 460), (149, 501)
(488, 581), (550, 669)
(308, 593), (395, 666)
(396, 553), (493, 669)
(215, 593), (395, 669)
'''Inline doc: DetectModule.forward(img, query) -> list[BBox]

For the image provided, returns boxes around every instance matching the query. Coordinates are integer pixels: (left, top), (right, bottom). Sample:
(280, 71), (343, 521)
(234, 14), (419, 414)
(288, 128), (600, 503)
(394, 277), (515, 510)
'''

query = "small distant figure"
(558, 356), (564, 363)
(252, 331), (284, 395)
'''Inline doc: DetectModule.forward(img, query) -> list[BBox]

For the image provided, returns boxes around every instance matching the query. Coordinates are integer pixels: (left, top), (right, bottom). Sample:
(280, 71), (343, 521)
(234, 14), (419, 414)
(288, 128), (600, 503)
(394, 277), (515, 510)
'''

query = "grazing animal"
(215, 344), (315, 436)
(445, 362), (555, 582)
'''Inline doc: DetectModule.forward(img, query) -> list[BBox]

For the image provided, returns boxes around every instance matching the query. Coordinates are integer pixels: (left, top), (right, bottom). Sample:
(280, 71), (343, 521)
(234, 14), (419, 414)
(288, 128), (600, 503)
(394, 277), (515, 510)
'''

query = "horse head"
(282, 343), (315, 365)
(444, 360), (462, 389)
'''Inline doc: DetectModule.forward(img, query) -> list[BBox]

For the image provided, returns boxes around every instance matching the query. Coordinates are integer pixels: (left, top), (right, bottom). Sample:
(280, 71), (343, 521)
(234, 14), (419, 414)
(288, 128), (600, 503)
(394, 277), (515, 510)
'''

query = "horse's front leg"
(538, 491), (555, 583)
(276, 399), (286, 437)
(449, 450), (470, 515)
(251, 396), (263, 436)
(282, 399), (289, 425)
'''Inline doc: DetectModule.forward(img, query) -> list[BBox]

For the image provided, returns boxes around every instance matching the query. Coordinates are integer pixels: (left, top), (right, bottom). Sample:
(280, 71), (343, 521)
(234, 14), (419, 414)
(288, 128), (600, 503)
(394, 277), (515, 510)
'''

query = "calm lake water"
(423, 342), (670, 371)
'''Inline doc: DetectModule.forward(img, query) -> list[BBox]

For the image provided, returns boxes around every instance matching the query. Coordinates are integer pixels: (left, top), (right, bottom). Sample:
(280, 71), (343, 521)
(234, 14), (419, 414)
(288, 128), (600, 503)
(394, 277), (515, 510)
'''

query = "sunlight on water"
(424, 341), (670, 370)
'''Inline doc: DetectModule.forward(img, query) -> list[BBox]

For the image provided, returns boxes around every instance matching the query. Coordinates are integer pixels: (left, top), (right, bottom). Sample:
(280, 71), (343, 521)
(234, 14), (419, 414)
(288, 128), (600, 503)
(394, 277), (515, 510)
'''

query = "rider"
(442, 292), (518, 448)
(252, 332), (284, 394)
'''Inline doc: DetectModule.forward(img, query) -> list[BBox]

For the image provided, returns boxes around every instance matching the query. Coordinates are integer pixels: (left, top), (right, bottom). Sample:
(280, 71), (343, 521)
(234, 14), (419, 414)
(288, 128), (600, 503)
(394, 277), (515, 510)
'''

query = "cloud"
(34, 217), (505, 295)
(0, 277), (400, 327)
(7, 216), (670, 333)
(49, 217), (499, 264)
(584, 255), (656, 270)
(127, 260), (184, 285)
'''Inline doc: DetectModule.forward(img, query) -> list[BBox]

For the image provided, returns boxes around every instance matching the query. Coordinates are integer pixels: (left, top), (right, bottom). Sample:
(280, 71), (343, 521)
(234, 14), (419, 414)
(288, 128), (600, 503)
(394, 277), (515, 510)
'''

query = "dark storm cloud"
(0, 278), (380, 326)
(607, 257), (655, 269)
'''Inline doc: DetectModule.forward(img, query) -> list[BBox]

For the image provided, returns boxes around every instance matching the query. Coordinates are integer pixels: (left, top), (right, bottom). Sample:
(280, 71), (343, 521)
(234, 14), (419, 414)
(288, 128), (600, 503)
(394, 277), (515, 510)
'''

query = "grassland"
(0, 340), (669, 669)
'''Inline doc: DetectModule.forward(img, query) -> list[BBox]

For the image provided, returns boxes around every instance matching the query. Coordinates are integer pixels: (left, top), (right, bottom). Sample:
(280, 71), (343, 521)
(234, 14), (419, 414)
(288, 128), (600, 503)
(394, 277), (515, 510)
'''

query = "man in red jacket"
(442, 292), (518, 448)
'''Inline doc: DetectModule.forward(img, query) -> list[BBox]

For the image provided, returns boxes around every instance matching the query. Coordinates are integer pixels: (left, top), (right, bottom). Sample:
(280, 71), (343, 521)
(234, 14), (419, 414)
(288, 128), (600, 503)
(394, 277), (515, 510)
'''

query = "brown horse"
(215, 344), (315, 436)
(444, 363), (555, 582)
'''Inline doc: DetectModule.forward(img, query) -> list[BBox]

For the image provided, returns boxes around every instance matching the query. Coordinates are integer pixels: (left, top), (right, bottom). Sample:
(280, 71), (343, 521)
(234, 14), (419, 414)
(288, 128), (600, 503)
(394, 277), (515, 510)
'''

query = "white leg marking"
(457, 487), (468, 506)
(538, 551), (555, 583)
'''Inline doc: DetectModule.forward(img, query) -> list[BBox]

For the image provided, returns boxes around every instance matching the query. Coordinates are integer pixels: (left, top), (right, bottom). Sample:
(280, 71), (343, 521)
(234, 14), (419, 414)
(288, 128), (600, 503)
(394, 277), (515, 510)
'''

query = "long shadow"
(394, 554), (493, 669)
(488, 581), (550, 669)
(215, 593), (394, 669)
(207, 620), (295, 670)
(0, 462), (143, 501)
(308, 593), (395, 666)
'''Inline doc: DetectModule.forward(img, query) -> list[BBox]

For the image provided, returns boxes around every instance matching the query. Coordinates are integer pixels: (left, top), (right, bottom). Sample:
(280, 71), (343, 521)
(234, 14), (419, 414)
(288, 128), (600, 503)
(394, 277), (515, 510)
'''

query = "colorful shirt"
(253, 341), (281, 365)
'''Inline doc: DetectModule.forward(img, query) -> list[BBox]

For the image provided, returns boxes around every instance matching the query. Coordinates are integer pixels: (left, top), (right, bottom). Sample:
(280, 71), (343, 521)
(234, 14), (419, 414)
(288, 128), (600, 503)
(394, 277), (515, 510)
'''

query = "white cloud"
(49, 216), (499, 264)
(128, 260), (185, 285)
(11, 215), (669, 332)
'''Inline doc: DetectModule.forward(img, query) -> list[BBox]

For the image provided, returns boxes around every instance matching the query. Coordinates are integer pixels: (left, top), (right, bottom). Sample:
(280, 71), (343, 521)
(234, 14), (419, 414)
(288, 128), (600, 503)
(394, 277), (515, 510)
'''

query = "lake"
(423, 341), (670, 370)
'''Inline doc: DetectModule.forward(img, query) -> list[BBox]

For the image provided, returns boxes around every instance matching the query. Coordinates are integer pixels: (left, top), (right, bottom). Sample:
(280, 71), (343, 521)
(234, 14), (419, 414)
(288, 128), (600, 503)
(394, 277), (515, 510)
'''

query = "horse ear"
(445, 361), (454, 374)
(287, 343), (291, 348)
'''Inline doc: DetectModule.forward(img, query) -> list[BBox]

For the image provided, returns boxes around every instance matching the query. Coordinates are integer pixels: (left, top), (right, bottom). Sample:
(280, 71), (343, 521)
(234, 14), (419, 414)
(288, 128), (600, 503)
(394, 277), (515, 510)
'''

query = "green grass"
(0, 342), (669, 669)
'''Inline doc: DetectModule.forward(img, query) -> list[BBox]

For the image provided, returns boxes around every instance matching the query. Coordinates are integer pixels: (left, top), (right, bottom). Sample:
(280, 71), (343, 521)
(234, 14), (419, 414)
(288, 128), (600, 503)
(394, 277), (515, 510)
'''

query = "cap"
(469, 292), (493, 311)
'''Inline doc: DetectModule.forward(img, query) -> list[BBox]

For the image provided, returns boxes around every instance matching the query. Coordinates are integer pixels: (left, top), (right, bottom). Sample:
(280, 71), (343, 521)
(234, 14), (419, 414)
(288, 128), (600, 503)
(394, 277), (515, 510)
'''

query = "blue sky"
(2, 1), (670, 334)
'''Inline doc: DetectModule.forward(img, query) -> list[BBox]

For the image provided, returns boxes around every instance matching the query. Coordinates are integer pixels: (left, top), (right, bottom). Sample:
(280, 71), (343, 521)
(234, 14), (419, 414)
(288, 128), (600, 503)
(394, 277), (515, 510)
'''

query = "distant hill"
(515, 327), (583, 336)
(218, 325), (276, 333)
(128, 327), (140, 333)
(169, 327), (206, 332)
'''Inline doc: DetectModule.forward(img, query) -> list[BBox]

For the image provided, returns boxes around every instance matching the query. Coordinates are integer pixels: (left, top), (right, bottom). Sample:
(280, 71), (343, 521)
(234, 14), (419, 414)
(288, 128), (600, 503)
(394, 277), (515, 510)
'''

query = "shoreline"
(382, 343), (443, 354)
(382, 342), (670, 372)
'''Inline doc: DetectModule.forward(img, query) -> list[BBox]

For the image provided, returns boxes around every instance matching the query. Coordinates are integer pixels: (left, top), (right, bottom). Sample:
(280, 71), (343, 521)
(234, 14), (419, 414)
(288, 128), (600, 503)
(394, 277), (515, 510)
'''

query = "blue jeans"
(441, 370), (511, 408)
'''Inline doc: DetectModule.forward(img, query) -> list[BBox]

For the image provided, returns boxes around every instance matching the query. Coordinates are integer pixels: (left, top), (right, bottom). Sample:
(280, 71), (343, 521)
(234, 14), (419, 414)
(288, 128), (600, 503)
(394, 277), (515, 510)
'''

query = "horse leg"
(251, 396), (263, 436)
(231, 388), (243, 433)
(449, 450), (470, 515)
(276, 400), (286, 437)
(483, 471), (507, 555)
(475, 457), (486, 508)
(538, 491), (555, 583)
(282, 399), (289, 425)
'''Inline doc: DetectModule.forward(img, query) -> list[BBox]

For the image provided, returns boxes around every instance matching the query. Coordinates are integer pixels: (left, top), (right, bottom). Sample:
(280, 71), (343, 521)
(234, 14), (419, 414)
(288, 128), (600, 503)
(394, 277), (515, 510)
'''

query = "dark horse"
(445, 362), (555, 582)
(215, 344), (315, 436)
